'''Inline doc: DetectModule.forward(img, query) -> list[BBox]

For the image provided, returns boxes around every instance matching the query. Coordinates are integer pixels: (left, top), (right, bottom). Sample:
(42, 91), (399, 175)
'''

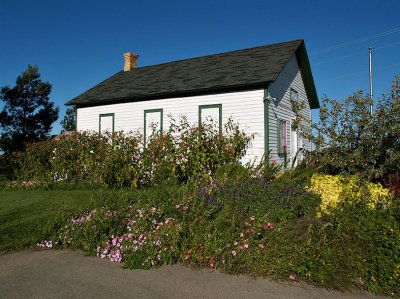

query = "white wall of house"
(76, 55), (313, 166)
(268, 54), (312, 166)
(77, 89), (265, 163)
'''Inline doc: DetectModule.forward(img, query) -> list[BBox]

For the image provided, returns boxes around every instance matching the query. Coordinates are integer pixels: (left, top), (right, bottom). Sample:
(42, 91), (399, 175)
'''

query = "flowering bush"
(48, 198), (280, 272)
(141, 116), (252, 185)
(307, 173), (391, 216)
(33, 171), (400, 297)
(9, 117), (252, 188)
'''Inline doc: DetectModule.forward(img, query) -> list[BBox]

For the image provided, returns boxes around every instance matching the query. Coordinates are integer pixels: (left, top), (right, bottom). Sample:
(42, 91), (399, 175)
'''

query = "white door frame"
(291, 122), (298, 167)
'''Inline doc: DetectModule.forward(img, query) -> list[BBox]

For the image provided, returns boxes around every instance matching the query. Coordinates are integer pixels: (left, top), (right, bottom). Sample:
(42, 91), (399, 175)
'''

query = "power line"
(310, 26), (400, 55)
(314, 40), (400, 66)
(314, 50), (367, 66)
(318, 62), (400, 83)
(375, 40), (400, 51)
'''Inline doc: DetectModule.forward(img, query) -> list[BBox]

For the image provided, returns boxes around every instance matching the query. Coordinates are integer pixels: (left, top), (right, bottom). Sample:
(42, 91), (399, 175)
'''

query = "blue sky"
(0, 0), (399, 134)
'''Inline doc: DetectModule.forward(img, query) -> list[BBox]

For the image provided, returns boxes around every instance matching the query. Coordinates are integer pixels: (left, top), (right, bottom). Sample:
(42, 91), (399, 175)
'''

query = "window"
(290, 88), (298, 103)
(198, 104), (222, 134)
(144, 109), (163, 145)
(278, 119), (287, 154)
(99, 113), (115, 134)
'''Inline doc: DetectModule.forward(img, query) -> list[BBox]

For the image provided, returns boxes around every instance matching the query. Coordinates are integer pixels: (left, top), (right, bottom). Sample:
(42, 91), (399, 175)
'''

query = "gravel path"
(0, 249), (388, 299)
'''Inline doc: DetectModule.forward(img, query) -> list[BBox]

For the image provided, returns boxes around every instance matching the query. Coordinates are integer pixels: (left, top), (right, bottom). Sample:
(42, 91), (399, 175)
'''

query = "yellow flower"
(306, 174), (391, 217)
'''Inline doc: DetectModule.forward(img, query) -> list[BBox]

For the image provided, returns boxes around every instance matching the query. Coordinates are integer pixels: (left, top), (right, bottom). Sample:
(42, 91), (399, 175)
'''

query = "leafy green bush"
(307, 75), (400, 192)
(0, 154), (13, 180)
(9, 117), (252, 188)
(141, 116), (252, 185)
(298, 191), (400, 295)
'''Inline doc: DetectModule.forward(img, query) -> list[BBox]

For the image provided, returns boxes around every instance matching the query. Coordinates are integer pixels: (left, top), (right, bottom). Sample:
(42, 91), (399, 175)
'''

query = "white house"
(66, 39), (319, 165)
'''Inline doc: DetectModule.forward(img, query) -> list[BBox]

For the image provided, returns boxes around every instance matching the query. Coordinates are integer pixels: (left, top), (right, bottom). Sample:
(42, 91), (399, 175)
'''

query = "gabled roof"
(66, 39), (319, 109)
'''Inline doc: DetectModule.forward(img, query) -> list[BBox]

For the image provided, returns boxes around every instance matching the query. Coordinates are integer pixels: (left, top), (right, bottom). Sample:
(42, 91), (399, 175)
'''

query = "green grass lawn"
(0, 190), (96, 252)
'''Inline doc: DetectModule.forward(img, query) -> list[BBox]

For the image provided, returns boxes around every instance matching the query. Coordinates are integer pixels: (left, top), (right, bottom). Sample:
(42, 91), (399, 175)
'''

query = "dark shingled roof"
(66, 39), (319, 109)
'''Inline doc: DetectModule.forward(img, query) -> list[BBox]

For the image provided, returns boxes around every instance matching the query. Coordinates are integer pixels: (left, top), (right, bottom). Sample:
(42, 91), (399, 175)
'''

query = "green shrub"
(307, 75), (400, 189)
(306, 173), (391, 217)
(297, 192), (400, 295)
(9, 117), (252, 188)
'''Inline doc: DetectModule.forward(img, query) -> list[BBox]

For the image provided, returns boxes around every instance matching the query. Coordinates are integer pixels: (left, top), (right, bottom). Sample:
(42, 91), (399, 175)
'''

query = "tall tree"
(61, 106), (76, 132)
(309, 75), (400, 181)
(0, 65), (59, 153)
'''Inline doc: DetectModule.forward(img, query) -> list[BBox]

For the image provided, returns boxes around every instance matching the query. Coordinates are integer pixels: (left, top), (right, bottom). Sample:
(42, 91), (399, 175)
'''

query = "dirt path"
(0, 249), (388, 299)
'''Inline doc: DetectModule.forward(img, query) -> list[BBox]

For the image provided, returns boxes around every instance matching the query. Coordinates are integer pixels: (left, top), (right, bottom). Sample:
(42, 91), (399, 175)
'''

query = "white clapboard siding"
(268, 55), (312, 165)
(77, 89), (265, 163)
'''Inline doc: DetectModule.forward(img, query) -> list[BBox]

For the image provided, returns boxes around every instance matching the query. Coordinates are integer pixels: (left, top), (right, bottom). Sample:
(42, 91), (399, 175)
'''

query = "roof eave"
(67, 82), (272, 108)
(295, 41), (320, 109)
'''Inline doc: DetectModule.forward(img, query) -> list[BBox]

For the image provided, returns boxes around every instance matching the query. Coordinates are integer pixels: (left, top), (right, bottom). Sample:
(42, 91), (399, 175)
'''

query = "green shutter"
(264, 89), (269, 159)
(277, 119), (281, 153)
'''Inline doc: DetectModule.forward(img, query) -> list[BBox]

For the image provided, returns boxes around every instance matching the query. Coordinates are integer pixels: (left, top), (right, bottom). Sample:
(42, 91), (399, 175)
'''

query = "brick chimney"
(123, 52), (139, 71)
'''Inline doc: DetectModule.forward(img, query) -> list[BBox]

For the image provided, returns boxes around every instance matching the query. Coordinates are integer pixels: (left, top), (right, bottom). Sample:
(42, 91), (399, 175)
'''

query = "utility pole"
(369, 46), (373, 115)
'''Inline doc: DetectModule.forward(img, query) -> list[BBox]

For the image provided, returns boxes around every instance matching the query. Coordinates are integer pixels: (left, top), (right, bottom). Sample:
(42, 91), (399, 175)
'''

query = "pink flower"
(266, 222), (275, 229)
(208, 256), (214, 268)
(289, 274), (296, 281)
(231, 250), (237, 257)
